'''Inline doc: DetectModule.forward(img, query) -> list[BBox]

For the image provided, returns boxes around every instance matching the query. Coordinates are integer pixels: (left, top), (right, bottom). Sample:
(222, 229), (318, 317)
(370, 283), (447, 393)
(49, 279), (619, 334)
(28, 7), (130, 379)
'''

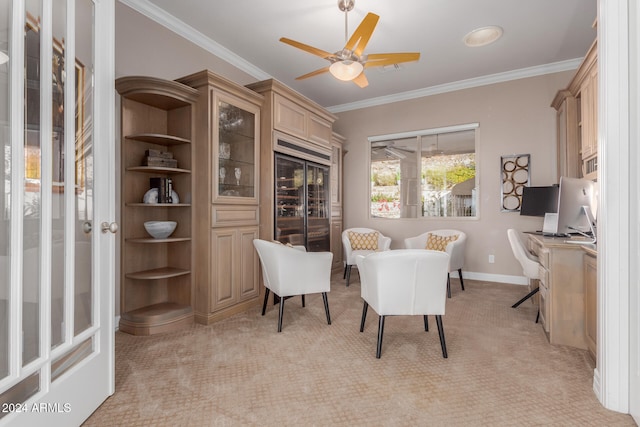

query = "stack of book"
(149, 177), (174, 204)
(143, 149), (178, 168)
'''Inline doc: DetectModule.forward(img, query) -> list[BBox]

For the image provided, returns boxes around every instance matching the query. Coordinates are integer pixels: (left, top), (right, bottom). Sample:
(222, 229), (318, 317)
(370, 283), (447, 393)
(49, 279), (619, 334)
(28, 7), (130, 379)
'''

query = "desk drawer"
(537, 247), (550, 269)
(538, 282), (549, 333)
(538, 265), (549, 288)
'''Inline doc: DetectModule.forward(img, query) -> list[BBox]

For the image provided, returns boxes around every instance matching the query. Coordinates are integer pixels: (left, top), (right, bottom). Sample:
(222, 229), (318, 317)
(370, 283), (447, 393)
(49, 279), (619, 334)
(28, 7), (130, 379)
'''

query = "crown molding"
(118, 0), (271, 80)
(327, 58), (583, 113)
(118, 0), (581, 115)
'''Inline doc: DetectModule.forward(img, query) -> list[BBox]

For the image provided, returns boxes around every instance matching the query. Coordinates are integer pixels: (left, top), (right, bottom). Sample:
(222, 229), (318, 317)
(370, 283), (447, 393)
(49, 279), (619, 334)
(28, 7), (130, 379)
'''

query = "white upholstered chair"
(342, 228), (391, 286)
(404, 229), (467, 298)
(507, 229), (541, 321)
(356, 249), (450, 359)
(253, 239), (333, 332)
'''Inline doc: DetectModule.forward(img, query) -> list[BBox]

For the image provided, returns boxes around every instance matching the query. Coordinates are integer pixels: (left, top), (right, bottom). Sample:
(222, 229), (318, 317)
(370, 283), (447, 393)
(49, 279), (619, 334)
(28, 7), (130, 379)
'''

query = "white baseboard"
(454, 270), (528, 286)
(114, 315), (120, 332)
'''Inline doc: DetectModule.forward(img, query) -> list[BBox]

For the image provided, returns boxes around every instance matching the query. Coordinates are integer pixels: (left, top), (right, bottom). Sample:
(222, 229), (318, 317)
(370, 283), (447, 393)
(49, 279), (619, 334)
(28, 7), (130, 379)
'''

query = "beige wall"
(114, 3), (574, 281)
(115, 2), (258, 84)
(333, 72), (574, 279)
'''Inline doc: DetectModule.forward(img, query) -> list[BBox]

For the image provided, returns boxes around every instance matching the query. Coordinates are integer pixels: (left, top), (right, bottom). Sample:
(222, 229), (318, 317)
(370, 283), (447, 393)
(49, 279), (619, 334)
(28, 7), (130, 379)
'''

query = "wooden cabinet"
(552, 39), (597, 180)
(116, 76), (199, 335)
(584, 251), (597, 361)
(528, 234), (588, 350)
(330, 133), (345, 272)
(552, 91), (581, 178)
(273, 92), (333, 147)
(246, 79), (337, 247)
(177, 70), (264, 324)
(578, 58), (598, 180)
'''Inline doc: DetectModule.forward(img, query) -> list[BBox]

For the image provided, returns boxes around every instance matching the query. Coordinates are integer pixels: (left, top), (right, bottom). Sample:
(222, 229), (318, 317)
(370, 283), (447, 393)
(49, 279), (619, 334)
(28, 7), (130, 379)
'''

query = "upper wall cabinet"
(248, 79), (335, 150)
(552, 38), (598, 181)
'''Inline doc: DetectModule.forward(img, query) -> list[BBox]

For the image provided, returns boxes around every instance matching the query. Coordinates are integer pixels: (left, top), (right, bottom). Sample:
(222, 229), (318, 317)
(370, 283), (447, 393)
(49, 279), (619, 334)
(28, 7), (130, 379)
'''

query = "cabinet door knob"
(101, 221), (119, 234)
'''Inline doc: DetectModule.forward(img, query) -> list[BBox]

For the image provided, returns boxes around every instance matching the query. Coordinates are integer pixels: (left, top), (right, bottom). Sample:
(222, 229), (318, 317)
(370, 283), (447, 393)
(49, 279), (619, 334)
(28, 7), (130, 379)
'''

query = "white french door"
(0, 0), (115, 426)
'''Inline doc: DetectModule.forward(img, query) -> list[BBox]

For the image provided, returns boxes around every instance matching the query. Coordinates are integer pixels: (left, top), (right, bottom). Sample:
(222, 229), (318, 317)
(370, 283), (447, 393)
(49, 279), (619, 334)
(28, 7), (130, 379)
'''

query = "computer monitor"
(519, 185), (559, 217)
(556, 176), (597, 235)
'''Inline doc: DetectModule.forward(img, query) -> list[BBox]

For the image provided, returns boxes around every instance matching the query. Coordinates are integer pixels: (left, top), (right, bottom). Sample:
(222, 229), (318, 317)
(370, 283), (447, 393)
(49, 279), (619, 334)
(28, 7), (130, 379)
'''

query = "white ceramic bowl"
(144, 221), (177, 239)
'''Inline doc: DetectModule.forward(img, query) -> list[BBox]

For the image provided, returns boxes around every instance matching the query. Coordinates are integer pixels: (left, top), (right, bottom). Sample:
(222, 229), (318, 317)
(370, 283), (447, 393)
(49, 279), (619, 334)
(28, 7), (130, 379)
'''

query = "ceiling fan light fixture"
(463, 25), (503, 47)
(329, 60), (363, 81)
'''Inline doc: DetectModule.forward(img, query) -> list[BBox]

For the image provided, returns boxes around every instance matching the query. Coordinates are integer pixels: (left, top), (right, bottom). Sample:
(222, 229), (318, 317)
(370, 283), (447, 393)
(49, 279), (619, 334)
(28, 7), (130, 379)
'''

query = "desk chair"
(507, 229), (541, 322)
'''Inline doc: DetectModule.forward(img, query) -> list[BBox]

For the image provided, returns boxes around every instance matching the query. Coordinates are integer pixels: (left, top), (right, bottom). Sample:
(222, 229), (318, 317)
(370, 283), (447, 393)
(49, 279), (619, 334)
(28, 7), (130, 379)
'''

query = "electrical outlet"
(488, 254), (495, 264)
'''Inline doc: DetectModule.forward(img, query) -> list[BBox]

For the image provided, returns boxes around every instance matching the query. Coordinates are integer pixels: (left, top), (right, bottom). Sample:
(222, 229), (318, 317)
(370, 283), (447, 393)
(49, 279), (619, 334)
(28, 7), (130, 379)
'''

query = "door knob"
(101, 222), (119, 234)
(82, 221), (92, 234)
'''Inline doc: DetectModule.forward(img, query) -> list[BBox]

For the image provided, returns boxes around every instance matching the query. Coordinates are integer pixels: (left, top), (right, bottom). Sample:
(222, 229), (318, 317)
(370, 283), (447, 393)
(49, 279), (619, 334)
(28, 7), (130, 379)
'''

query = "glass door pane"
(0, 0), (11, 381)
(274, 154), (304, 245)
(74, 0), (93, 336)
(306, 163), (329, 252)
(218, 100), (255, 198)
(23, 0), (42, 367)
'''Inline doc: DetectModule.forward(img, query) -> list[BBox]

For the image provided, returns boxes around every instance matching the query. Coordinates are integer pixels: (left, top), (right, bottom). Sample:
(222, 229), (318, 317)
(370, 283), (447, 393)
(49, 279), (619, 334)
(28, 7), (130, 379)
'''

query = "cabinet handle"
(101, 222), (119, 234)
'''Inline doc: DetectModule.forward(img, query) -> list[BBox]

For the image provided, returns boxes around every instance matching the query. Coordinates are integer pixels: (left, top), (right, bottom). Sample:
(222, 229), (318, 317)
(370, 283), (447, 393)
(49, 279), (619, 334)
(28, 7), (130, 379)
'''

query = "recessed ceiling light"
(463, 26), (503, 47)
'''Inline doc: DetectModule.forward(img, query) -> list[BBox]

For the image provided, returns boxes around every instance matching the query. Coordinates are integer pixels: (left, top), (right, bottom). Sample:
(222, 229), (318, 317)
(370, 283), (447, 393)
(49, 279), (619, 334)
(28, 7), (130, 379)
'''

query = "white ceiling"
(128, 0), (597, 111)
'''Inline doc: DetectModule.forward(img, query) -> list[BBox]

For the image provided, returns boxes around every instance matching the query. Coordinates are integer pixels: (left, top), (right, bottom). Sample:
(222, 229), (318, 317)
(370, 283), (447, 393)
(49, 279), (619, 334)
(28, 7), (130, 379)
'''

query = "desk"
(527, 234), (597, 351)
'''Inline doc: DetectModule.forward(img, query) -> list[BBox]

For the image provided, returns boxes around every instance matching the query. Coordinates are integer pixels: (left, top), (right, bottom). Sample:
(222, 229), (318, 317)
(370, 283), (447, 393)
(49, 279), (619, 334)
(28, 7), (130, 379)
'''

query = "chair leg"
(343, 264), (347, 279)
(346, 265), (352, 286)
(435, 315), (448, 359)
(376, 315), (385, 359)
(322, 292), (331, 325)
(458, 268), (465, 291)
(360, 301), (369, 332)
(424, 315), (429, 332)
(536, 309), (540, 323)
(277, 296), (285, 333)
(301, 295), (306, 308)
(261, 288), (270, 316)
(447, 274), (452, 299)
(512, 287), (539, 308)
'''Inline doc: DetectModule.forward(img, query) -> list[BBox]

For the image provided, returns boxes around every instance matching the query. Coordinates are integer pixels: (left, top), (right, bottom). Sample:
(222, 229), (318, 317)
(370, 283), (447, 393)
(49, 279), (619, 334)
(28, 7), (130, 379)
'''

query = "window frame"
(368, 123), (480, 220)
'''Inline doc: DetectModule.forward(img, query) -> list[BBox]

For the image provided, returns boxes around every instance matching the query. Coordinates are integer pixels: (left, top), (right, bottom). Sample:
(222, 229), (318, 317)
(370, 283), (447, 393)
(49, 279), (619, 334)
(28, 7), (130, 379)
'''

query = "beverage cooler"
(274, 153), (330, 252)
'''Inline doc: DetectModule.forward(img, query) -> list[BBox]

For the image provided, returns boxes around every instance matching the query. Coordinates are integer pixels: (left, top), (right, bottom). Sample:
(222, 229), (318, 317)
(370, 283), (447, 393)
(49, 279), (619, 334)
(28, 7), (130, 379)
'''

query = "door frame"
(596, 0), (637, 417)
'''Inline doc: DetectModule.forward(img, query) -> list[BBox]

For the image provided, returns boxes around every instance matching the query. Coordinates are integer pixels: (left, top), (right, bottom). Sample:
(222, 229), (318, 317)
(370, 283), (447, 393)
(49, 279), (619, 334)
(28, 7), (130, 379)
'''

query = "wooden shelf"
(126, 203), (191, 207)
(126, 237), (191, 243)
(119, 302), (193, 336)
(127, 166), (191, 174)
(117, 75), (197, 336)
(125, 133), (191, 145)
(125, 267), (191, 280)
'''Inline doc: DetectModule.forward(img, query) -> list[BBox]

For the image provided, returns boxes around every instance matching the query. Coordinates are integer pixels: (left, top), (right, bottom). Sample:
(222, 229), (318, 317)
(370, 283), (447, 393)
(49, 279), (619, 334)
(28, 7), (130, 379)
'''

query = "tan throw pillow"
(348, 231), (379, 250)
(426, 233), (458, 252)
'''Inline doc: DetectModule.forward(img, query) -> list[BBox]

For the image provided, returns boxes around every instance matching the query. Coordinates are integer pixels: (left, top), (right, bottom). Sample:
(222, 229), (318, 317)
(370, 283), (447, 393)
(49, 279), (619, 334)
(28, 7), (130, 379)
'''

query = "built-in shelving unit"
(116, 76), (199, 335)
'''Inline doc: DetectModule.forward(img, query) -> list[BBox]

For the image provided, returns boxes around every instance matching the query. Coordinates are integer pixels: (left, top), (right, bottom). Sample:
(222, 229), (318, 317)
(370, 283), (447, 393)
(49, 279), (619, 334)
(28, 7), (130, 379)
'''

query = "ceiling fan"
(279, 0), (420, 88)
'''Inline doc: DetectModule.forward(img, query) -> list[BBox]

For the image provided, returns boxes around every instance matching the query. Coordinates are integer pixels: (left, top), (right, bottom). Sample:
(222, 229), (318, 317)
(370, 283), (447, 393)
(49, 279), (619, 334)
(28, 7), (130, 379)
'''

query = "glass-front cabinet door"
(213, 92), (260, 204)
(306, 163), (330, 252)
(275, 155), (305, 245)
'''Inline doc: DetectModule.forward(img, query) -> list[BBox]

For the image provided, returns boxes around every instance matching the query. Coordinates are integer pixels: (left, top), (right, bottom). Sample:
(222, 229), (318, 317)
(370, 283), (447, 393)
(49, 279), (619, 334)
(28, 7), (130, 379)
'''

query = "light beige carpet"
(84, 275), (635, 426)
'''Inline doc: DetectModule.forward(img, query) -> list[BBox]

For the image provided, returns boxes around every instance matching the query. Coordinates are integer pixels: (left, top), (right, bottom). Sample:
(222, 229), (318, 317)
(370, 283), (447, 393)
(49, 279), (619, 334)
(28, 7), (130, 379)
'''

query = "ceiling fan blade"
(344, 13), (379, 56)
(364, 53), (421, 68)
(280, 37), (335, 60)
(295, 66), (331, 80)
(352, 72), (369, 88)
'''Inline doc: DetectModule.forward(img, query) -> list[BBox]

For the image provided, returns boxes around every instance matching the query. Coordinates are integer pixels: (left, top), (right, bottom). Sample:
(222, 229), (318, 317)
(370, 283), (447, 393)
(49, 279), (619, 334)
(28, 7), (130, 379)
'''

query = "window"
(369, 124), (478, 219)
